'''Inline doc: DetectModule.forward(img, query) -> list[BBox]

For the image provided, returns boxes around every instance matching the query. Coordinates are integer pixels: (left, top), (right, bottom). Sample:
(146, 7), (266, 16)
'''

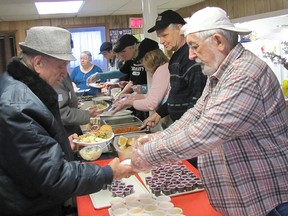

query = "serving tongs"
(107, 105), (116, 112)
(107, 96), (128, 112)
(139, 124), (150, 132)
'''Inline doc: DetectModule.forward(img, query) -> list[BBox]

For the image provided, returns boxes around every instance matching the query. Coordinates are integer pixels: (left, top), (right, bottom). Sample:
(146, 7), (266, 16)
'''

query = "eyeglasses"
(188, 34), (214, 52)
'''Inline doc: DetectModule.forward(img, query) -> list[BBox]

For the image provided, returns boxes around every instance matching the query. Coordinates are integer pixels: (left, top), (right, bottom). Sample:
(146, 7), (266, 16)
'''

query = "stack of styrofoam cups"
(109, 193), (184, 216)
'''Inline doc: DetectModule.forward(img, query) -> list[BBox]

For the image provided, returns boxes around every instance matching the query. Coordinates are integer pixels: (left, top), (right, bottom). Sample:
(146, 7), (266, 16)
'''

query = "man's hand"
(68, 133), (79, 151)
(130, 141), (152, 173)
(88, 107), (103, 117)
(142, 112), (162, 128)
(136, 134), (154, 145)
(108, 158), (134, 180)
(118, 81), (129, 88)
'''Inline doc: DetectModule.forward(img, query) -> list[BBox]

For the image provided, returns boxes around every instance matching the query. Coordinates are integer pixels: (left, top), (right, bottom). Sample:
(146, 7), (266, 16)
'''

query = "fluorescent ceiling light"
(35, 1), (84, 15)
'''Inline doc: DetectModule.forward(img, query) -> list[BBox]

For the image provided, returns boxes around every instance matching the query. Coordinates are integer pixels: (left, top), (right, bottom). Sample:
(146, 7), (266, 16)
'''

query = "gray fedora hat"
(19, 26), (76, 61)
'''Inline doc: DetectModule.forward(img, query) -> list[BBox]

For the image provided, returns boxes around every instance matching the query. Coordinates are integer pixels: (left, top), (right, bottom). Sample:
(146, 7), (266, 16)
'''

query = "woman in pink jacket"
(113, 38), (170, 113)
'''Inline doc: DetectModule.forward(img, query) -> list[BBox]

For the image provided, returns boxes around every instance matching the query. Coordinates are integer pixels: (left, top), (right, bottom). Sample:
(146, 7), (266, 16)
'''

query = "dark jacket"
(0, 58), (113, 216)
(157, 43), (207, 121)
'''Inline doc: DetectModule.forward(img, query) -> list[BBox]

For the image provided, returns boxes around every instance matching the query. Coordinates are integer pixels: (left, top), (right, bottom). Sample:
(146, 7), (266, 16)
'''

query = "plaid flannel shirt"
(143, 43), (288, 216)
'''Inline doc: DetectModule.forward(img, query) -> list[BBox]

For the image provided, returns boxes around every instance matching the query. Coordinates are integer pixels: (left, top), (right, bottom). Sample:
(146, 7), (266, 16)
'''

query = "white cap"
(181, 7), (251, 37)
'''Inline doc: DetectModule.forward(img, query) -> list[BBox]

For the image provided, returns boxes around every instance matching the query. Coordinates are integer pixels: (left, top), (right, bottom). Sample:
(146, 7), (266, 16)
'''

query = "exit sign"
(129, 17), (143, 28)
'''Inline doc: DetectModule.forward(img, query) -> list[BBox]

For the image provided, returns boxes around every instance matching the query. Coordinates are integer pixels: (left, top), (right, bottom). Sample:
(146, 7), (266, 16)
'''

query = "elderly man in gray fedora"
(0, 26), (132, 216)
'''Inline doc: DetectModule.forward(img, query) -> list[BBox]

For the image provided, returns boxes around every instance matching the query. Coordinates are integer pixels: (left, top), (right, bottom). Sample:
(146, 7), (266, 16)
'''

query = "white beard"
(196, 45), (226, 76)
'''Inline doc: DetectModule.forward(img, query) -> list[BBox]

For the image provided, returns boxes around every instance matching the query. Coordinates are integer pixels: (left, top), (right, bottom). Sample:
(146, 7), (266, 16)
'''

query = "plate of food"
(85, 101), (109, 112)
(73, 130), (114, 146)
(89, 82), (105, 88)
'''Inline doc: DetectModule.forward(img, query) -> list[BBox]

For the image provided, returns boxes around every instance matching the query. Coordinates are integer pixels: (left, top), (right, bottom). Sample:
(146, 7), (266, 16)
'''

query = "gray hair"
(81, 51), (92, 60)
(168, 23), (183, 30)
(195, 29), (239, 47)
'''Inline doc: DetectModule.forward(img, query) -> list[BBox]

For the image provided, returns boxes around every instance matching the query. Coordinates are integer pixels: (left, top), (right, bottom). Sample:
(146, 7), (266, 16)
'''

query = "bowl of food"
(73, 130), (114, 146)
(79, 145), (103, 161)
(113, 134), (141, 161)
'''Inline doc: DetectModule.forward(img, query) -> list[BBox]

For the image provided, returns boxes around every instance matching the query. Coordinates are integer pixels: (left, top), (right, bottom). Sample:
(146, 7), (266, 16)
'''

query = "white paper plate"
(89, 175), (149, 209)
(73, 133), (114, 146)
(100, 110), (132, 117)
(76, 89), (90, 93)
(89, 83), (105, 88)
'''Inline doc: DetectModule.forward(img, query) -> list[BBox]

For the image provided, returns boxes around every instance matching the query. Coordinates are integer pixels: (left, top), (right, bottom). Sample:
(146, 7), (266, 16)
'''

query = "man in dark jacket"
(0, 26), (132, 216)
(143, 10), (207, 168)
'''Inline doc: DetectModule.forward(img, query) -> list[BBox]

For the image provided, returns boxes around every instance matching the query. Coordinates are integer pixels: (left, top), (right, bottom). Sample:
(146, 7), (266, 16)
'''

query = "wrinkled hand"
(131, 85), (141, 94)
(142, 112), (161, 128)
(112, 102), (126, 113)
(88, 108), (103, 117)
(118, 81), (129, 88)
(113, 94), (128, 102)
(130, 141), (152, 173)
(105, 83), (120, 90)
(68, 133), (78, 151)
(108, 157), (134, 180)
(112, 97), (131, 114)
(136, 134), (155, 146)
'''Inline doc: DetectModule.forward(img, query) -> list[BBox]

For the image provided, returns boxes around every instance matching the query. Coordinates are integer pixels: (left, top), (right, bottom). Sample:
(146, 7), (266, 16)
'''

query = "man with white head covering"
(144, 9), (207, 168)
(0, 26), (132, 216)
(131, 7), (288, 216)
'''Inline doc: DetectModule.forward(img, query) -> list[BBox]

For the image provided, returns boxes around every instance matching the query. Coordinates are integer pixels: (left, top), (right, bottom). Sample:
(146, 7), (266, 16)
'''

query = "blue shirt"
(70, 65), (103, 96)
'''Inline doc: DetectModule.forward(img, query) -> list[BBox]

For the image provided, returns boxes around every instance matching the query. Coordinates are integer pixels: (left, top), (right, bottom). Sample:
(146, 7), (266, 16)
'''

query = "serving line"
(76, 160), (221, 216)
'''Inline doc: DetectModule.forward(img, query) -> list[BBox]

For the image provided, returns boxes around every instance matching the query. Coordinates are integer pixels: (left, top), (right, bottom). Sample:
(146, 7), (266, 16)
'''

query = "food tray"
(89, 175), (149, 209)
(99, 110), (133, 117)
(113, 133), (146, 160)
(138, 162), (204, 197)
(103, 116), (148, 135)
(113, 133), (145, 151)
(103, 115), (142, 126)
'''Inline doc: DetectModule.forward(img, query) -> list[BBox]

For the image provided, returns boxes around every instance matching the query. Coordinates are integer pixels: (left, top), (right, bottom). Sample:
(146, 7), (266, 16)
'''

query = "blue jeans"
(267, 202), (288, 216)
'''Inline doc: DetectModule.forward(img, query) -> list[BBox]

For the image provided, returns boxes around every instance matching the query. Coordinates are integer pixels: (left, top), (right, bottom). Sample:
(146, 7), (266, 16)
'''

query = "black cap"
(113, 34), (139, 53)
(148, 10), (186, 33)
(99, 42), (112, 54)
(134, 38), (159, 62)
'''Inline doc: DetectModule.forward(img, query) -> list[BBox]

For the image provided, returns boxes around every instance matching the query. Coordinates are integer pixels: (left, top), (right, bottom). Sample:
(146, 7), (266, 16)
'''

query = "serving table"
(76, 159), (222, 216)
(76, 95), (221, 215)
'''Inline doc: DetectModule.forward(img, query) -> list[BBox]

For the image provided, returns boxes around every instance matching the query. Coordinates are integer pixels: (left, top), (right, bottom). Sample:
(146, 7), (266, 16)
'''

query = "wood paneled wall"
(177, 0), (288, 19)
(0, 14), (142, 53)
(0, 0), (288, 53)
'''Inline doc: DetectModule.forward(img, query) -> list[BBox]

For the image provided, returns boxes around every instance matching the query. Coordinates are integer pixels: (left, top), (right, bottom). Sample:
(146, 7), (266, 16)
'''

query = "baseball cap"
(148, 10), (186, 33)
(181, 7), (251, 36)
(99, 42), (112, 54)
(19, 26), (76, 61)
(134, 38), (159, 62)
(113, 34), (139, 53)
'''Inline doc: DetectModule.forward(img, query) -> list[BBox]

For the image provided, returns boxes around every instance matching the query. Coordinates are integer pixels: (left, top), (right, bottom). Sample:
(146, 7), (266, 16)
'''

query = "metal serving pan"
(103, 116), (149, 135)
(103, 115), (142, 126)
